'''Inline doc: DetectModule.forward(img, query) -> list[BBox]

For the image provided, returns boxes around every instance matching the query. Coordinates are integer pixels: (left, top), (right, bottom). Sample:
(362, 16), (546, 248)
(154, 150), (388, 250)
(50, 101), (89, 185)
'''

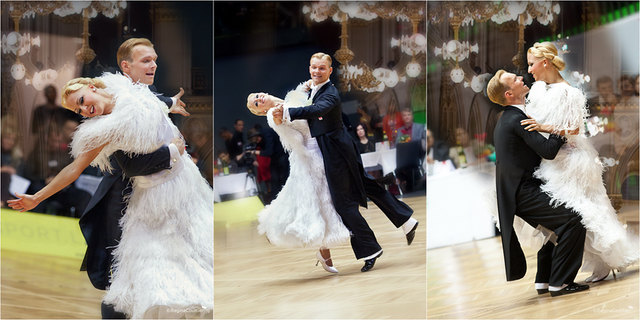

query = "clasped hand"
(272, 103), (284, 125)
(520, 117), (551, 133)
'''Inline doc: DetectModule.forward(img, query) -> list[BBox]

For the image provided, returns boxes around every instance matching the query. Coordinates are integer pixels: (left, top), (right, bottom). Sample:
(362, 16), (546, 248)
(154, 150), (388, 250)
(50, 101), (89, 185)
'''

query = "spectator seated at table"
(1, 118), (26, 207)
(355, 122), (376, 154)
(426, 128), (455, 176)
(23, 124), (90, 217)
(215, 151), (239, 176)
(394, 109), (426, 193)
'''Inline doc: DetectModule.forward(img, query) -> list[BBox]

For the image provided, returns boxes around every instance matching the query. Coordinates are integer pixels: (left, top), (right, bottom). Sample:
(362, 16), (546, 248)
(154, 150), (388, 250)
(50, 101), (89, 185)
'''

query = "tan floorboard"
(214, 194), (427, 319)
(427, 201), (640, 320)
(1, 250), (103, 319)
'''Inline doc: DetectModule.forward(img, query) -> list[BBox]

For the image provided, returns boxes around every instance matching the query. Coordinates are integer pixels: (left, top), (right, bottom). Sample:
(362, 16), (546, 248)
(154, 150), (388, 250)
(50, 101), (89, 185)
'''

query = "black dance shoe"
(536, 288), (549, 294)
(406, 221), (419, 246)
(361, 251), (383, 272)
(550, 282), (589, 297)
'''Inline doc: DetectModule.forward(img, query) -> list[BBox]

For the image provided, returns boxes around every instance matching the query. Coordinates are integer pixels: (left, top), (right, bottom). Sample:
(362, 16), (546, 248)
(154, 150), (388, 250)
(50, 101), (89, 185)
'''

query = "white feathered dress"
(70, 73), (213, 318)
(525, 81), (639, 272)
(257, 88), (350, 248)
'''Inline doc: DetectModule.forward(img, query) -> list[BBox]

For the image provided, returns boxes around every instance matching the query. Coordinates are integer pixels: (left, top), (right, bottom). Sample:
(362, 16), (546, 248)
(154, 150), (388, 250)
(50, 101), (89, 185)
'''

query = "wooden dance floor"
(3, 195), (635, 319)
(214, 193), (427, 319)
(428, 201), (640, 319)
(1, 250), (103, 318)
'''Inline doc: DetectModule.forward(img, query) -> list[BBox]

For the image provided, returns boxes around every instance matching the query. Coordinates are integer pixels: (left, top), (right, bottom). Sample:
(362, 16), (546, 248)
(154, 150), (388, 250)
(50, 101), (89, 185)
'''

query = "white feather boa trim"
(526, 81), (588, 135)
(70, 73), (170, 173)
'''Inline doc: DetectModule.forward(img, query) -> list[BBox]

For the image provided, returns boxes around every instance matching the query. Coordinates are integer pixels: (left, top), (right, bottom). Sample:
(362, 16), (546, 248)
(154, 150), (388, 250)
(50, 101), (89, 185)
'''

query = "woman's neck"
(100, 90), (116, 115)
(544, 70), (567, 85)
(359, 136), (368, 143)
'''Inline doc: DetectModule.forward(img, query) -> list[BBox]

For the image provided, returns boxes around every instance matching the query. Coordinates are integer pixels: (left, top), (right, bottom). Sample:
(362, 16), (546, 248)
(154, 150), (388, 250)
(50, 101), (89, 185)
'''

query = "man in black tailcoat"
(487, 69), (588, 297)
(273, 52), (418, 272)
(80, 38), (189, 318)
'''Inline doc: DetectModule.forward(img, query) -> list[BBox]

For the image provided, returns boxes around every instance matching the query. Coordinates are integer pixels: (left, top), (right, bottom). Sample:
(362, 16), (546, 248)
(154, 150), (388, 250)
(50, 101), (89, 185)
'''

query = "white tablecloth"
(214, 172), (257, 202)
(360, 149), (397, 175)
(426, 164), (497, 249)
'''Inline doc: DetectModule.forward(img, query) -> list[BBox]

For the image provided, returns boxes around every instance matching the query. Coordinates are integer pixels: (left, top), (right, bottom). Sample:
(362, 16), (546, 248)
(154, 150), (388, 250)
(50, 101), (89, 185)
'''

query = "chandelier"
(302, 1), (426, 93)
(2, 1), (126, 89)
(429, 1), (561, 92)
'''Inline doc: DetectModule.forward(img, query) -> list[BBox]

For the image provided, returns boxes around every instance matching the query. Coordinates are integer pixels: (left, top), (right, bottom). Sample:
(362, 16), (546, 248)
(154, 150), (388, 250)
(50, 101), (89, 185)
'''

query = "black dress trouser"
(516, 177), (586, 286)
(338, 174), (414, 259)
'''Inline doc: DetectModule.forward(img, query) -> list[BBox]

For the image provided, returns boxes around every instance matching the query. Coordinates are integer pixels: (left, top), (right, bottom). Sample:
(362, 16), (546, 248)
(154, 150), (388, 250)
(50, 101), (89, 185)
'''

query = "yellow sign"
(1, 208), (86, 259)
(214, 196), (263, 225)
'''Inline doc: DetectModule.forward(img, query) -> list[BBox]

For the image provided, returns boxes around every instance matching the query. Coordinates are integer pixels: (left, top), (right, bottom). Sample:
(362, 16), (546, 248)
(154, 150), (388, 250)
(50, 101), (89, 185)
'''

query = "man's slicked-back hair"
(487, 69), (509, 106)
(117, 38), (154, 71)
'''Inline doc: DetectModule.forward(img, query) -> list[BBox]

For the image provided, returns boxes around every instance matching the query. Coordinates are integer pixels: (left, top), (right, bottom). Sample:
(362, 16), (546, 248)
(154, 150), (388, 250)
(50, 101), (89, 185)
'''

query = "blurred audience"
(394, 109), (426, 192)
(215, 151), (238, 176)
(426, 129), (450, 163)
(618, 74), (636, 106)
(382, 99), (404, 148)
(259, 125), (289, 202)
(449, 127), (475, 168)
(246, 128), (271, 203)
(229, 119), (245, 161)
(184, 118), (214, 186)
(219, 127), (234, 155)
(588, 76), (619, 118)
(355, 122), (375, 154)
(1, 118), (25, 207)
(368, 107), (385, 143)
(31, 85), (82, 143)
(23, 124), (90, 217)
(396, 108), (426, 149)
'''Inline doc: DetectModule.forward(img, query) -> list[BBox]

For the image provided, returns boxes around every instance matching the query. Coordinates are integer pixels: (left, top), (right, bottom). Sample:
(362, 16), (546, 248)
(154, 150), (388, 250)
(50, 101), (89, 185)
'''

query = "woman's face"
(249, 92), (276, 114)
(527, 53), (546, 82)
(64, 86), (111, 118)
(356, 124), (366, 138)
(1, 133), (16, 151)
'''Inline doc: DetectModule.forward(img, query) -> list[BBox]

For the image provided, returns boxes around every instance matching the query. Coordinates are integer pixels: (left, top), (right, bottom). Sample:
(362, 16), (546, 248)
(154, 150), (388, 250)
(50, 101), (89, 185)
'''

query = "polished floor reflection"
(428, 201), (639, 319)
(214, 194), (427, 319)
(1, 250), (103, 318)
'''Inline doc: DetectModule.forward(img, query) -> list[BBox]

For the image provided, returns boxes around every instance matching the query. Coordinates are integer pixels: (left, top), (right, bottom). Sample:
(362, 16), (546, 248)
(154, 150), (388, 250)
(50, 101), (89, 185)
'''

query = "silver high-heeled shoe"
(316, 250), (338, 273)
(585, 268), (612, 283)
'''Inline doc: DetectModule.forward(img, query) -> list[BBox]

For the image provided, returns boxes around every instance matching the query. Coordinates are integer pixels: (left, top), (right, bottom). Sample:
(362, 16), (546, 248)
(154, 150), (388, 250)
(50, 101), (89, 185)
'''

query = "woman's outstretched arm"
(7, 144), (106, 212)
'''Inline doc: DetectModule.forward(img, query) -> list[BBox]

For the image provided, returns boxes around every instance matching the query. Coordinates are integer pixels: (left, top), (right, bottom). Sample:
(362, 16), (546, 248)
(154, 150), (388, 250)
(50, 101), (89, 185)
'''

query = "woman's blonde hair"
(246, 93), (265, 116)
(61, 77), (106, 109)
(527, 42), (565, 71)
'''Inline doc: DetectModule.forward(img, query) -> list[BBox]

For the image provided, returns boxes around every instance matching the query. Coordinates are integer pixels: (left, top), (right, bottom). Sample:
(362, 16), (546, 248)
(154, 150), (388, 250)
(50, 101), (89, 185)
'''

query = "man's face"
(234, 120), (244, 132)
(309, 57), (332, 86)
(122, 45), (158, 85)
(597, 81), (614, 97)
(500, 72), (529, 103)
(620, 79), (634, 96)
(401, 111), (413, 126)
